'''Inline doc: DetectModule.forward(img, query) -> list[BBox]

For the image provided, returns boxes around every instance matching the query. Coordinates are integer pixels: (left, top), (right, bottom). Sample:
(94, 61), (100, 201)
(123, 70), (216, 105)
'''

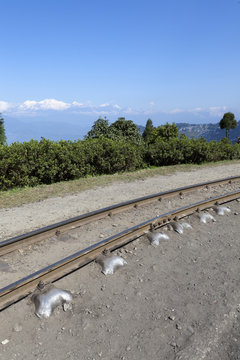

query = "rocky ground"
(0, 163), (240, 360)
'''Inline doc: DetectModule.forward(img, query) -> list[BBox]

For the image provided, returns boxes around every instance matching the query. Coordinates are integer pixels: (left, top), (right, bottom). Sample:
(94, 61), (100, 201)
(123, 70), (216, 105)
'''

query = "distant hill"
(139, 122), (240, 143)
(176, 122), (240, 143)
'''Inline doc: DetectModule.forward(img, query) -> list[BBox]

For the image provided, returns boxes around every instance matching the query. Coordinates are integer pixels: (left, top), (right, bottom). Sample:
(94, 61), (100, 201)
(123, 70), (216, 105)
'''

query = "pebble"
(1, 339), (9, 345)
(63, 303), (72, 312)
(13, 324), (22, 332)
(99, 234), (104, 238)
(187, 326), (195, 334)
(79, 288), (86, 296)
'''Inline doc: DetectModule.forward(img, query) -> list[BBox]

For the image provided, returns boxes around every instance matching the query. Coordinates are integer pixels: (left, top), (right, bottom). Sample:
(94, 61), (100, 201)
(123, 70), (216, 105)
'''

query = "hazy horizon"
(4, 109), (234, 144)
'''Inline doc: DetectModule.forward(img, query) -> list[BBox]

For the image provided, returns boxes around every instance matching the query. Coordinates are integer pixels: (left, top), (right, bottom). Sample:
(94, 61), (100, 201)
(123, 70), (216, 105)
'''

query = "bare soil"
(0, 163), (240, 360)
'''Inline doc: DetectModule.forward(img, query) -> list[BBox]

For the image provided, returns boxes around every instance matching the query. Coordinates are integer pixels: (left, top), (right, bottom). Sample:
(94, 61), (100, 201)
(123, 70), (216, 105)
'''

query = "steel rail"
(0, 189), (239, 311)
(0, 176), (239, 256)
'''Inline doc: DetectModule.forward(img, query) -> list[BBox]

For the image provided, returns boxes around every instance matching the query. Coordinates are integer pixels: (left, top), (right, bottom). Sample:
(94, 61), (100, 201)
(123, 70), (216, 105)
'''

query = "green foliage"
(86, 116), (142, 144)
(86, 117), (109, 139)
(0, 138), (144, 190)
(1, 120), (240, 191)
(108, 117), (142, 144)
(145, 135), (240, 167)
(148, 122), (179, 144)
(142, 118), (153, 142)
(0, 113), (7, 145)
(82, 138), (144, 174)
(219, 112), (237, 138)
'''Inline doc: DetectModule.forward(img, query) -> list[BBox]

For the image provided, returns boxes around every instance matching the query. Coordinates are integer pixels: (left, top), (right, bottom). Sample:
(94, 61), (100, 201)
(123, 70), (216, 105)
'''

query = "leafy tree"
(0, 113), (7, 145)
(148, 122), (178, 143)
(142, 118), (154, 142)
(86, 117), (109, 139)
(108, 117), (142, 144)
(219, 112), (237, 138)
(85, 116), (142, 144)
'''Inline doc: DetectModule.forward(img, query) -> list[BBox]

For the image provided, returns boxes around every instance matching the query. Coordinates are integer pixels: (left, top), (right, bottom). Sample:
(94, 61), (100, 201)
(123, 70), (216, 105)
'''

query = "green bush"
(0, 138), (145, 190)
(0, 136), (240, 191)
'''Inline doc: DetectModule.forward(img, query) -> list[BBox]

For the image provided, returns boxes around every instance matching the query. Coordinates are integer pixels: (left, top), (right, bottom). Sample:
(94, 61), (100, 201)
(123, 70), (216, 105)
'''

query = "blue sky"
(0, 0), (240, 142)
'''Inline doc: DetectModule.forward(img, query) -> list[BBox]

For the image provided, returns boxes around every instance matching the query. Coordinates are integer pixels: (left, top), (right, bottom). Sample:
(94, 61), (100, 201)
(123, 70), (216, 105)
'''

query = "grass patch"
(1, 160), (240, 209)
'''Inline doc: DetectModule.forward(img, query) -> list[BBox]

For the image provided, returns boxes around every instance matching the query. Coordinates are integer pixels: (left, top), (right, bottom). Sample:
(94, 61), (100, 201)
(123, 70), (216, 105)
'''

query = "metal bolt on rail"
(96, 253), (127, 275)
(212, 205), (231, 216)
(147, 231), (170, 246)
(168, 221), (192, 234)
(32, 286), (73, 319)
(198, 212), (216, 224)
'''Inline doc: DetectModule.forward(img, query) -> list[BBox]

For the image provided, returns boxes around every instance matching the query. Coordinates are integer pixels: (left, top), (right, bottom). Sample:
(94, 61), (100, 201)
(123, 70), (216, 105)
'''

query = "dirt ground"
(1, 162), (240, 241)
(0, 163), (240, 360)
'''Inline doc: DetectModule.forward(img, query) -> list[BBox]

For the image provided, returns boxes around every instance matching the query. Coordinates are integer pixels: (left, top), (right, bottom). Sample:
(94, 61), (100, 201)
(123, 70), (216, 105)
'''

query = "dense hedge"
(146, 136), (240, 166)
(0, 137), (240, 190)
(0, 138), (145, 190)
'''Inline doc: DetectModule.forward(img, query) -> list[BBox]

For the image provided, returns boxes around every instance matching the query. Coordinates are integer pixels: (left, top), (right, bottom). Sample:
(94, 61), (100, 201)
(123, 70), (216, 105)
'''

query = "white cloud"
(72, 102), (122, 116)
(19, 99), (71, 111)
(99, 103), (110, 108)
(167, 108), (184, 114)
(165, 107), (205, 115)
(19, 100), (38, 110)
(0, 99), (231, 121)
(72, 101), (85, 107)
(192, 107), (204, 113)
(164, 106), (227, 117)
(208, 106), (227, 117)
(41, 99), (71, 110)
(190, 106), (227, 117)
(122, 106), (138, 115)
(0, 101), (11, 112)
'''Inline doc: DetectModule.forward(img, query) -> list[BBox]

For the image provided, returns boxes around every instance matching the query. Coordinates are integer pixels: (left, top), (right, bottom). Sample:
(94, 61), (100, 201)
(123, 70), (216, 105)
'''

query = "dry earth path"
(0, 162), (240, 359)
(1, 162), (240, 240)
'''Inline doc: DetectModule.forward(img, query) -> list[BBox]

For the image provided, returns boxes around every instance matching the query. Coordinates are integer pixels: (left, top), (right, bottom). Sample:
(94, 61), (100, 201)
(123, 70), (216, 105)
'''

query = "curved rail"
(0, 175), (239, 256)
(0, 189), (239, 311)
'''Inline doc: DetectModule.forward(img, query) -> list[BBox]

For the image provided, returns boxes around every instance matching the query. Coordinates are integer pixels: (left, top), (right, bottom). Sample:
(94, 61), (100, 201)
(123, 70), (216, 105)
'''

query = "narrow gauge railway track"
(0, 175), (240, 256)
(0, 189), (240, 312)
